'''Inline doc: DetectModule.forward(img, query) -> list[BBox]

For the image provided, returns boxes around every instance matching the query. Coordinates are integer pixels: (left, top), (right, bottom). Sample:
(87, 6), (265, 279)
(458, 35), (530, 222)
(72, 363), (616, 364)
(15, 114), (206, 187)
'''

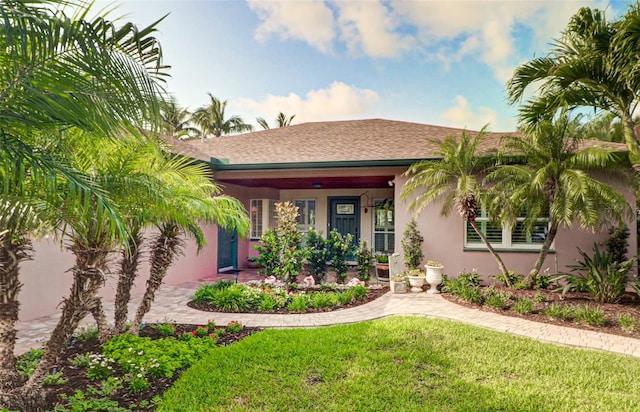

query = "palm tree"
(128, 158), (249, 334)
(506, 5), (640, 168)
(191, 93), (254, 139)
(0, 1), (167, 408)
(400, 127), (512, 286)
(486, 112), (632, 287)
(160, 97), (199, 139)
(256, 112), (296, 129)
(578, 111), (626, 143)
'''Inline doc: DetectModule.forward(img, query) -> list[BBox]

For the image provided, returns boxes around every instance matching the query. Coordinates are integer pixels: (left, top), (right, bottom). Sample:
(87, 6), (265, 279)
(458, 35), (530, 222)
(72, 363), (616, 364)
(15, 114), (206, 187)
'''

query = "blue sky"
(96, 0), (629, 132)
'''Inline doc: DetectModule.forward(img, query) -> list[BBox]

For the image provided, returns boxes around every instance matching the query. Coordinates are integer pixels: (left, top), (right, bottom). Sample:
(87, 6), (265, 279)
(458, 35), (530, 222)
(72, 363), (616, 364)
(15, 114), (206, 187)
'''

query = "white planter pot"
(407, 276), (425, 293)
(391, 280), (407, 294)
(425, 265), (443, 294)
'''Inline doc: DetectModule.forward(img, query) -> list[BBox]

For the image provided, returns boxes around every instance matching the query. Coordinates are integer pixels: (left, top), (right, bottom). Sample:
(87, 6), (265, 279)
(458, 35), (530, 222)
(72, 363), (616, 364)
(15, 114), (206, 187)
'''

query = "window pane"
(268, 200), (277, 229)
(250, 199), (263, 238)
(373, 198), (394, 253)
(466, 220), (502, 244)
(512, 221), (548, 245)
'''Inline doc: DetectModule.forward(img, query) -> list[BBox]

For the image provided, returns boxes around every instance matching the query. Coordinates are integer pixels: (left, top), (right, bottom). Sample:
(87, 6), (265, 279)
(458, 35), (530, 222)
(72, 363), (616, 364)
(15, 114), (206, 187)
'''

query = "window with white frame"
(465, 208), (550, 250)
(250, 199), (277, 239)
(373, 199), (394, 253)
(294, 199), (316, 233)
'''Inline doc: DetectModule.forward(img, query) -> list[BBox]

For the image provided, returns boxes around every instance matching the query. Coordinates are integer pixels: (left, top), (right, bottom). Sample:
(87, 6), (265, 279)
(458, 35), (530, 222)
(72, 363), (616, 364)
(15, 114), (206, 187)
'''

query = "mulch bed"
(441, 286), (640, 340)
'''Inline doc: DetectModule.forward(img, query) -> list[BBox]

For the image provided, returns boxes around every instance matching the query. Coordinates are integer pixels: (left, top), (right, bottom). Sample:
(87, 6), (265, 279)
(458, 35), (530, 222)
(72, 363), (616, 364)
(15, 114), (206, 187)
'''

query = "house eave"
(209, 158), (432, 170)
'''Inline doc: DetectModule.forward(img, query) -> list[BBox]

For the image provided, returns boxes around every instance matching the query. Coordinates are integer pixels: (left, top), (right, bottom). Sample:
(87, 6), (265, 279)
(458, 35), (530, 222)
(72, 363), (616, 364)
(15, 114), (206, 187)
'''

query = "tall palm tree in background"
(0, 1), (167, 409)
(578, 111), (626, 143)
(160, 97), (199, 139)
(191, 93), (253, 139)
(486, 112), (632, 287)
(401, 128), (511, 285)
(506, 5), (640, 168)
(257, 112), (296, 129)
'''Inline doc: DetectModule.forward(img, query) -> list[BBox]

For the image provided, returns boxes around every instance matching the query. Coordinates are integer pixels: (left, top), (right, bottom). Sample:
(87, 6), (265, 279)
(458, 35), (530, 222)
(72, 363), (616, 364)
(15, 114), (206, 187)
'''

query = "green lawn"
(158, 316), (640, 411)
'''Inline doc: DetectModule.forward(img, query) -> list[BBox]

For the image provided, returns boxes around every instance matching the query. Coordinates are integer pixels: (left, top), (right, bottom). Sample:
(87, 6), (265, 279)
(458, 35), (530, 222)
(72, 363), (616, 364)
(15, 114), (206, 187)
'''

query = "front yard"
(158, 316), (640, 411)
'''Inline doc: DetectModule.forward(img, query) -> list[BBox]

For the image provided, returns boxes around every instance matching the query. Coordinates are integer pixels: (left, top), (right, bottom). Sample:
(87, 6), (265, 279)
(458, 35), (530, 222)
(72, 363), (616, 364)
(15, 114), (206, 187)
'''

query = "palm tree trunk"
(621, 112), (640, 170)
(0, 236), (32, 391)
(468, 220), (512, 287)
(90, 297), (112, 342)
(113, 231), (143, 334)
(525, 220), (559, 287)
(21, 243), (108, 406)
(129, 225), (183, 336)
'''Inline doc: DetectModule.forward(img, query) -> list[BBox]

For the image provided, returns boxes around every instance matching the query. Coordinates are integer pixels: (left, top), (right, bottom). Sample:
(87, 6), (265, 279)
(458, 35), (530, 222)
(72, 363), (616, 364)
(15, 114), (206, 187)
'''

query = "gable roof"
(166, 118), (627, 169)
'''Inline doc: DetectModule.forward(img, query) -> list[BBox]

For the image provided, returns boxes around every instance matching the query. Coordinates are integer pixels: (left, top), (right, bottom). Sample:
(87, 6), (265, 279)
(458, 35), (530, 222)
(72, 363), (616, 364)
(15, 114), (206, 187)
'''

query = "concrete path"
(15, 281), (640, 358)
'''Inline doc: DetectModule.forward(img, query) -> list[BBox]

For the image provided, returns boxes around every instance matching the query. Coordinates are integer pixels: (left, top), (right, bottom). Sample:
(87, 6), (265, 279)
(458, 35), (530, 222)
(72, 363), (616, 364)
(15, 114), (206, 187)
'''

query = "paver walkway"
(15, 280), (640, 358)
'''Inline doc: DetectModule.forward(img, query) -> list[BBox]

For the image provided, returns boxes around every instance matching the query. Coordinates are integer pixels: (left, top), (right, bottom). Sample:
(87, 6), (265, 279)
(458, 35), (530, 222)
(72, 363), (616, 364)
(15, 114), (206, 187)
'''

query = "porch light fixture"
(312, 182), (323, 188)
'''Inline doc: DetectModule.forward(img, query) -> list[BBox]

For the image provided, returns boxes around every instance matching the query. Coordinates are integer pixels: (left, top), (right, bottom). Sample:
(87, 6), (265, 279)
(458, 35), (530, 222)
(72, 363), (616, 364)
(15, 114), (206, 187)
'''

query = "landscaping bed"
(19, 322), (260, 411)
(442, 285), (640, 340)
(187, 280), (389, 314)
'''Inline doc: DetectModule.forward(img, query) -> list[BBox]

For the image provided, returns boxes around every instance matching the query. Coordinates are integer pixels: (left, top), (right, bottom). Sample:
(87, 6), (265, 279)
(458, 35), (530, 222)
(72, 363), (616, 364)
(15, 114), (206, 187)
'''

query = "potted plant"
(405, 268), (425, 293)
(375, 254), (390, 278)
(390, 273), (407, 294)
(425, 260), (444, 294)
(402, 218), (424, 270)
(246, 256), (262, 269)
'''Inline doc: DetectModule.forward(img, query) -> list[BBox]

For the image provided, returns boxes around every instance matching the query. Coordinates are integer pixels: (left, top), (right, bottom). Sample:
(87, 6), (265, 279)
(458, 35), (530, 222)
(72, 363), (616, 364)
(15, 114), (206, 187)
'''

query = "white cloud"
(440, 95), (498, 131)
(246, 0), (612, 82)
(236, 81), (380, 124)
(335, 0), (413, 58)
(247, 0), (335, 53)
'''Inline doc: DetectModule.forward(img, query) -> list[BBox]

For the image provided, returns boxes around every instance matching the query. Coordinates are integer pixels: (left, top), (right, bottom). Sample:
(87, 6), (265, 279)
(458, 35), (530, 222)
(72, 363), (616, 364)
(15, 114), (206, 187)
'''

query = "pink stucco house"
(19, 118), (636, 320)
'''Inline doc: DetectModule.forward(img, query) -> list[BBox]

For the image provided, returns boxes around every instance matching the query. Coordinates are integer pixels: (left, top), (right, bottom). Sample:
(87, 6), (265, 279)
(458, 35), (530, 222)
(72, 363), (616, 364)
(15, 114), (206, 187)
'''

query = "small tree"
(355, 240), (374, 282)
(328, 229), (353, 284)
(305, 228), (328, 283)
(402, 218), (424, 270)
(269, 202), (307, 284)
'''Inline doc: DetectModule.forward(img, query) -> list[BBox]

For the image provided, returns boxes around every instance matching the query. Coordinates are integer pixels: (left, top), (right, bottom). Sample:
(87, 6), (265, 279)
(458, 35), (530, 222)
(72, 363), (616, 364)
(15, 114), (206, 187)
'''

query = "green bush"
(309, 292), (339, 309)
(458, 285), (483, 304)
(492, 270), (522, 288)
(17, 348), (43, 377)
(513, 299), (534, 315)
(442, 272), (480, 294)
(401, 218), (424, 270)
(338, 289), (355, 305)
(558, 243), (635, 303)
(153, 323), (176, 337)
(288, 295), (310, 312)
(355, 240), (374, 281)
(258, 295), (277, 312)
(544, 303), (574, 321)
(212, 284), (250, 312)
(350, 285), (368, 300)
(305, 228), (329, 283)
(327, 229), (354, 284)
(618, 314), (639, 332)
(573, 304), (606, 327)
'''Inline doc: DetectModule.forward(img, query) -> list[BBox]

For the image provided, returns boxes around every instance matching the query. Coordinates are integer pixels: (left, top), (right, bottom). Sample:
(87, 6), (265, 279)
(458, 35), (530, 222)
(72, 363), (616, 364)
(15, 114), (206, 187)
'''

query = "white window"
(465, 209), (550, 251)
(250, 199), (277, 239)
(373, 199), (394, 253)
(294, 199), (316, 233)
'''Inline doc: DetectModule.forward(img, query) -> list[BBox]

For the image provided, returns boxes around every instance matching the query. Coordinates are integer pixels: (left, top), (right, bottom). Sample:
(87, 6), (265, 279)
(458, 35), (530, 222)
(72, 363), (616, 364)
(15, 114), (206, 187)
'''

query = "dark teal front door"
(217, 228), (237, 271)
(328, 197), (360, 245)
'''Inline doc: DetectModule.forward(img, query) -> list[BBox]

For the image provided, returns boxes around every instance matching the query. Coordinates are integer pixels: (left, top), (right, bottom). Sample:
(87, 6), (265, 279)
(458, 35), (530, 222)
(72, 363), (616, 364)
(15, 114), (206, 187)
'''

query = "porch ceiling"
(217, 175), (396, 190)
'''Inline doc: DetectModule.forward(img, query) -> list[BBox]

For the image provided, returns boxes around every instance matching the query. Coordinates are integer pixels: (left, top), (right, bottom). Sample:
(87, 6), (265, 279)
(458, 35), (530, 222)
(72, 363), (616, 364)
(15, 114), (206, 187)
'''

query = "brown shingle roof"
(164, 118), (627, 165)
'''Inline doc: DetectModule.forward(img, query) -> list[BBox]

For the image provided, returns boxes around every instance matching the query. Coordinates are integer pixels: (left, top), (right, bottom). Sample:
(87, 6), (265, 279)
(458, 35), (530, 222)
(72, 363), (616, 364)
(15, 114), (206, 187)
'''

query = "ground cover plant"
(12, 321), (258, 411)
(188, 280), (387, 314)
(157, 316), (640, 411)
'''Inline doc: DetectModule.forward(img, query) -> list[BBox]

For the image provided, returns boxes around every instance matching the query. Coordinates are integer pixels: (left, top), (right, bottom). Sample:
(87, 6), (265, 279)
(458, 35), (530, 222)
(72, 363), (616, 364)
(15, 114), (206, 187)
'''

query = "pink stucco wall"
(393, 173), (637, 281)
(18, 224), (220, 321)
